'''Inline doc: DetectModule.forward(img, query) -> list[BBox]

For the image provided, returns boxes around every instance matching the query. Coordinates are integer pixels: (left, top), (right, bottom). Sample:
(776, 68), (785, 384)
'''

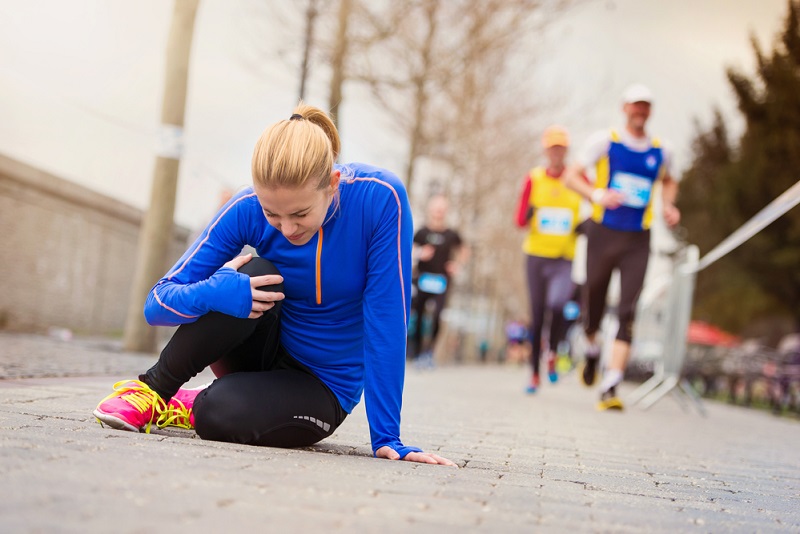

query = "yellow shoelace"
(156, 398), (194, 430)
(96, 380), (167, 434)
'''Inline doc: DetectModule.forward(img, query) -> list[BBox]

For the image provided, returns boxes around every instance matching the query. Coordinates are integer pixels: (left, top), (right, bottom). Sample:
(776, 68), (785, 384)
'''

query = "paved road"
(1, 332), (798, 533)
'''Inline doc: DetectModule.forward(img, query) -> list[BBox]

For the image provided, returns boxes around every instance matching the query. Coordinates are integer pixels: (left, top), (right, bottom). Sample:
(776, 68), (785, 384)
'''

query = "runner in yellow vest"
(514, 126), (584, 393)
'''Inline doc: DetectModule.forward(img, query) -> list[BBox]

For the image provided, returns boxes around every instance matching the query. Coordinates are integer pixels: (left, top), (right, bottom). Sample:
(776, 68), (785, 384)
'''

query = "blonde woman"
(93, 103), (454, 466)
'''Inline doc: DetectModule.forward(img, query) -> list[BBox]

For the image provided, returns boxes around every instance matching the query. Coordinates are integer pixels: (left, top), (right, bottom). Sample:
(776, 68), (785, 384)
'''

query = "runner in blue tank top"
(93, 102), (455, 466)
(564, 84), (682, 411)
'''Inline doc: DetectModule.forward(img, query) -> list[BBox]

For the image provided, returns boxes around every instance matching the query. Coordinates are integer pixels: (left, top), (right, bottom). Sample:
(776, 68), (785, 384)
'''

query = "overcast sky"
(0, 0), (789, 228)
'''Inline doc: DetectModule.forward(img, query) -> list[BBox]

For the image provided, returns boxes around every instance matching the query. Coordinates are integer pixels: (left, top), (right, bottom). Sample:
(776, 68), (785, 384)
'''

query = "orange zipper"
(315, 227), (323, 304)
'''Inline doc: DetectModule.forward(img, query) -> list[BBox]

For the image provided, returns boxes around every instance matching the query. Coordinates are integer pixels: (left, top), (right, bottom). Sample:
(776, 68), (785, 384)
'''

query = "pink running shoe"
(156, 383), (209, 430)
(93, 380), (167, 433)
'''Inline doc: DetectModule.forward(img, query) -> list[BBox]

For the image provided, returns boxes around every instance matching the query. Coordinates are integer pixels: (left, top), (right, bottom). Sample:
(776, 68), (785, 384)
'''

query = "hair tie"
(289, 113), (303, 121)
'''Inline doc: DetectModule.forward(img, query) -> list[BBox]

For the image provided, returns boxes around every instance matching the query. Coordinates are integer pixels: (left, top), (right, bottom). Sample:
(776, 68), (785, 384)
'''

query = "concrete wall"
(0, 154), (190, 337)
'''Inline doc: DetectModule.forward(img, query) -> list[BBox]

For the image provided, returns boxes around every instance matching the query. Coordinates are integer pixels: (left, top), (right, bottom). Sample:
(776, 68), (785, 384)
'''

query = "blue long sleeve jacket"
(144, 162), (421, 458)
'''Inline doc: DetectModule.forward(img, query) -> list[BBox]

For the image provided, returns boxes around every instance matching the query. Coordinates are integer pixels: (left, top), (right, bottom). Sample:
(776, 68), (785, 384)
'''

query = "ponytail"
(251, 101), (340, 190)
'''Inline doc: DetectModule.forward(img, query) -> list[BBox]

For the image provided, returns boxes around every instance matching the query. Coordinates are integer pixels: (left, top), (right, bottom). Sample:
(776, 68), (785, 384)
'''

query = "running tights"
(525, 255), (575, 376)
(410, 289), (447, 358)
(583, 221), (650, 344)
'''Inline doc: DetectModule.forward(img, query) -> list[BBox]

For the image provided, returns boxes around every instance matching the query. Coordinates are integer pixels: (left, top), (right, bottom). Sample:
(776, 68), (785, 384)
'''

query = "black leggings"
(583, 221), (650, 344)
(410, 289), (447, 358)
(525, 255), (575, 376)
(140, 257), (347, 448)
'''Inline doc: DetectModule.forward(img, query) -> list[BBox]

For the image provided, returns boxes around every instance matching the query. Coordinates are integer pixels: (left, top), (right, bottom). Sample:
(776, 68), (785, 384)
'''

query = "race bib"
(536, 207), (573, 235)
(609, 171), (652, 208)
(418, 273), (447, 295)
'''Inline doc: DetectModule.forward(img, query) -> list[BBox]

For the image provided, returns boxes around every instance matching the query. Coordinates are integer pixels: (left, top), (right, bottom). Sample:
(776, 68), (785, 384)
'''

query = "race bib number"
(609, 172), (652, 208)
(418, 273), (447, 295)
(536, 207), (573, 235)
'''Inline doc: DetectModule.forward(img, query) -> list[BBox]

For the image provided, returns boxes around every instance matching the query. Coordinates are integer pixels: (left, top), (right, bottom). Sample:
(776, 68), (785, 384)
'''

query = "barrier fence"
(627, 179), (800, 413)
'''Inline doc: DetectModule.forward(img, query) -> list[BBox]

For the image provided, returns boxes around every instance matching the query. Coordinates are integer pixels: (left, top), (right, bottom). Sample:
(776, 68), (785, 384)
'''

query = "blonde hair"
(251, 102), (341, 190)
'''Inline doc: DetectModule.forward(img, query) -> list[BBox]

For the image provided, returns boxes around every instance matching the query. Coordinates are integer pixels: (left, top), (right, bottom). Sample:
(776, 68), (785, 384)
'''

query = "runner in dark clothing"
(410, 195), (467, 366)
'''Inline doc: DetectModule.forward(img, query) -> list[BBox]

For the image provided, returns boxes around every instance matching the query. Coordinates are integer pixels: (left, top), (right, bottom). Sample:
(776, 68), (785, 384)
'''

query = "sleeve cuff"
(373, 442), (424, 459)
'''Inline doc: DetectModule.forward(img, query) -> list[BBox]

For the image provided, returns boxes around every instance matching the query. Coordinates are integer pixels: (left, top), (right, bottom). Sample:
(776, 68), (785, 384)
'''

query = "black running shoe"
(581, 350), (600, 387)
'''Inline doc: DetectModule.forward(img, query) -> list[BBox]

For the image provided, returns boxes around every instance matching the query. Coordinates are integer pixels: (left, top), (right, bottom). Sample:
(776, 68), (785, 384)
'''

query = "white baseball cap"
(622, 83), (653, 104)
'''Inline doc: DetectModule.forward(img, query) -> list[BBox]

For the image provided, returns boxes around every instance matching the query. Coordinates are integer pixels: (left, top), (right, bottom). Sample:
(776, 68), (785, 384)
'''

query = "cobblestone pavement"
(0, 332), (158, 379)
(1, 332), (799, 533)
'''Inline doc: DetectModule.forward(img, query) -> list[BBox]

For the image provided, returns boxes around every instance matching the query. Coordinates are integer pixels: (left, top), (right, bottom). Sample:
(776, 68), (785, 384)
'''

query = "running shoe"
(555, 342), (573, 374)
(596, 386), (624, 411)
(580, 347), (601, 387)
(547, 352), (558, 384)
(93, 380), (167, 433)
(525, 373), (541, 394)
(556, 354), (573, 374)
(156, 384), (208, 430)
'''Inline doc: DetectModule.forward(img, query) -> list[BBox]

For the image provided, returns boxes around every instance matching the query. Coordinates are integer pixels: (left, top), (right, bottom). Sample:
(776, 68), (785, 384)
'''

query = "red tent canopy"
(687, 320), (741, 347)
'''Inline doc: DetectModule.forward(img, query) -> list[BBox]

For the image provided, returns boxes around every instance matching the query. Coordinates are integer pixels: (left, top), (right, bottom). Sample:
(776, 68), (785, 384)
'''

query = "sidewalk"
(1, 332), (798, 533)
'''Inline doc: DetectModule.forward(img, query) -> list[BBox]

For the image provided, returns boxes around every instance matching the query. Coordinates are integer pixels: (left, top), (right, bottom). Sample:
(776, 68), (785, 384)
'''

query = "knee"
(238, 256), (283, 293)
(616, 326), (633, 344)
(616, 309), (635, 343)
(239, 256), (280, 277)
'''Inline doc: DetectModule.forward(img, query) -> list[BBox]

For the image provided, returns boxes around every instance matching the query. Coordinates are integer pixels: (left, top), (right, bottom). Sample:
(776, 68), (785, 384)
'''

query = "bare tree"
(306, 0), (576, 356)
(441, 1), (555, 355)
(328, 0), (353, 130)
(298, 0), (319, 101)
(340, 0), (574, 356)
(344, 0), (446, 197)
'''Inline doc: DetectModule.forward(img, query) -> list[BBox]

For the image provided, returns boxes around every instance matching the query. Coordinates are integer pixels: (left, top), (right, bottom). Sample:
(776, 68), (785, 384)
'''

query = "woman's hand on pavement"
(375, 446), (457, 466)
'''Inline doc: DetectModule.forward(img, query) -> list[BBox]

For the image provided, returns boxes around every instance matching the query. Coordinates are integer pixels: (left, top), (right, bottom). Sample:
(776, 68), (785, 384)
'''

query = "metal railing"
(626, 179), (800, 414)
(628, 245), (705, 413)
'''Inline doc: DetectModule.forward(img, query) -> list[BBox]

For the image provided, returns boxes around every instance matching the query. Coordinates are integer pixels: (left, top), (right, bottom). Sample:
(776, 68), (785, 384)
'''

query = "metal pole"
(123, 0), (200, 352)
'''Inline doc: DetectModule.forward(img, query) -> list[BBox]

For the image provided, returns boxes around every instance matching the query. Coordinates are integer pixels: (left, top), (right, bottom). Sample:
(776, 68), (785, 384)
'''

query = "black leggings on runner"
(410, 289), (447, 357)
(583, 221), (650, 344)
(525, 255), (575, 376)
(140, 257), (347, 448)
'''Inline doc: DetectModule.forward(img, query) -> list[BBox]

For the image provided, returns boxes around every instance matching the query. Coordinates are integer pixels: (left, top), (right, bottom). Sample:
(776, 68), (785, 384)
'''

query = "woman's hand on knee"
(375, 446), (457, 466)
(223, 254), (253, 271)
(224, 254), (284, 319)
(246, 287), (284, 319)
